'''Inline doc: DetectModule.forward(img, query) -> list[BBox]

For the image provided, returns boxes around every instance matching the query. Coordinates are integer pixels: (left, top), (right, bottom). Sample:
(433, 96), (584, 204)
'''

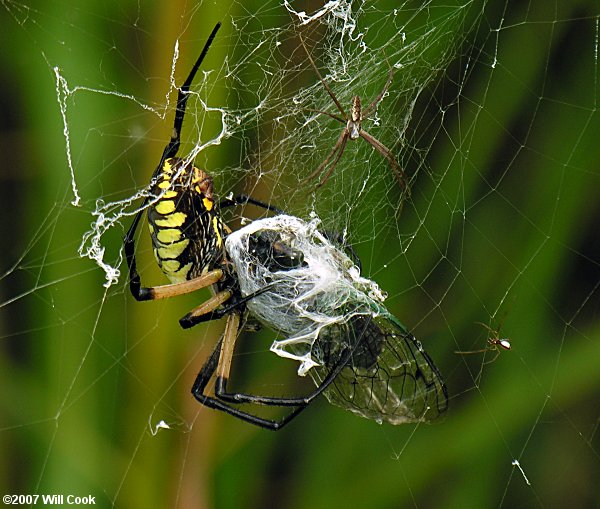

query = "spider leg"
(359, 130), (408, 193)
(474, 321), (498, 337)
(482, 349), (501, 365)
(212, 311), (317, 407)
(190, 317), (288, 428)
(179, 289), (234, 327)
(362, 61), (394, 117)
(124, 204), (148, 298)
(304, 130), (349, 186)
(305, 108), (346, 125)
(144, 270), (224, 300)
(454, 348), (488, 355)
(191, 313), (307, 430)
(161, 22), (221, 162)
(191, 313), (360, 430)
(179, 283), (277, 329)
(219, 194), (285, 215)
(299, 34), (348, 118)
(191, 332), (309, 430)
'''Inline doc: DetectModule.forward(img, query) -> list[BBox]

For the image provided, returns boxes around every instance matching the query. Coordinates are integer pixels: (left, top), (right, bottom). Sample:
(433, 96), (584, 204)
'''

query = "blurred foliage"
(0, 1), (599, 508)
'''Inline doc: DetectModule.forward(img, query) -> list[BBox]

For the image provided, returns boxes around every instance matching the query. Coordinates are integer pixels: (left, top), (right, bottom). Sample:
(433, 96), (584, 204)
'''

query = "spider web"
(1, 0), (599, 508)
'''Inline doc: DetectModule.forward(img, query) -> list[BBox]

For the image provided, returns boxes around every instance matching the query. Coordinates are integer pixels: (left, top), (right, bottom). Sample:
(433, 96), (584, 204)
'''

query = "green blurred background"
(1, 1), (599, 508)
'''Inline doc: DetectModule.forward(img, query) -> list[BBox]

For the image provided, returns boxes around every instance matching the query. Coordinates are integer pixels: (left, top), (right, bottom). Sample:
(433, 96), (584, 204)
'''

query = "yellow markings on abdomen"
(147, 159), (220, 284)
(158, 259), (193, 283)
(160, 190), (178, 200)
(212, 217), (223, 247)
(154, 212), (186, 228)
(202, 197), (213, 211)
(156, 228), (182, 244)
(156, 238), (189, 260)
(155, 200), (176, 215)
(162, 159), (176, 175)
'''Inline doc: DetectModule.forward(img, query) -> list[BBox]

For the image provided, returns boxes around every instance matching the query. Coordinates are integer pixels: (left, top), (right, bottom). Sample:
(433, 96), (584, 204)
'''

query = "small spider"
(300, 36), (408, 192)
(455, 322), (512, 364)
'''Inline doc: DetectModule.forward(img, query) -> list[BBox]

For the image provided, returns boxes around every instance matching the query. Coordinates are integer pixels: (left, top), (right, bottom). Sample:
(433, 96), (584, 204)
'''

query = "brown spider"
(300, 36), (408, 192)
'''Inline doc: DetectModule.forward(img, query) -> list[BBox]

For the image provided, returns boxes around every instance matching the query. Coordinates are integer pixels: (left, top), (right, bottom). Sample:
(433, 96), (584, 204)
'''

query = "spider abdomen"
(348, 95), (362, 139)
(147, 157), (224, 283)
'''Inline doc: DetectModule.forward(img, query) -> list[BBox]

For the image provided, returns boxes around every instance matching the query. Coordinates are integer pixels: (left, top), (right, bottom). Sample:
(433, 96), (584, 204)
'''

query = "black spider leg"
(124, 206), (148, 299)
(162, 21), (221, 162)
(219, 194), (285, 215)
(178, 282), (277, 329)
(124, 23), (221, 301)
(191, 315), (374, 430)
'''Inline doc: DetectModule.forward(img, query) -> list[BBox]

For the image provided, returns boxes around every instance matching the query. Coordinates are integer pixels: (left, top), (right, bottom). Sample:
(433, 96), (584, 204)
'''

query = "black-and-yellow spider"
(124, 22), (370, 430)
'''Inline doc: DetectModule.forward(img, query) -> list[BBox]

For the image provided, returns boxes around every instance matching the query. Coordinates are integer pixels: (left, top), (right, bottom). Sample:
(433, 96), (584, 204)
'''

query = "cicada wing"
(310, 313), (448, 424)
